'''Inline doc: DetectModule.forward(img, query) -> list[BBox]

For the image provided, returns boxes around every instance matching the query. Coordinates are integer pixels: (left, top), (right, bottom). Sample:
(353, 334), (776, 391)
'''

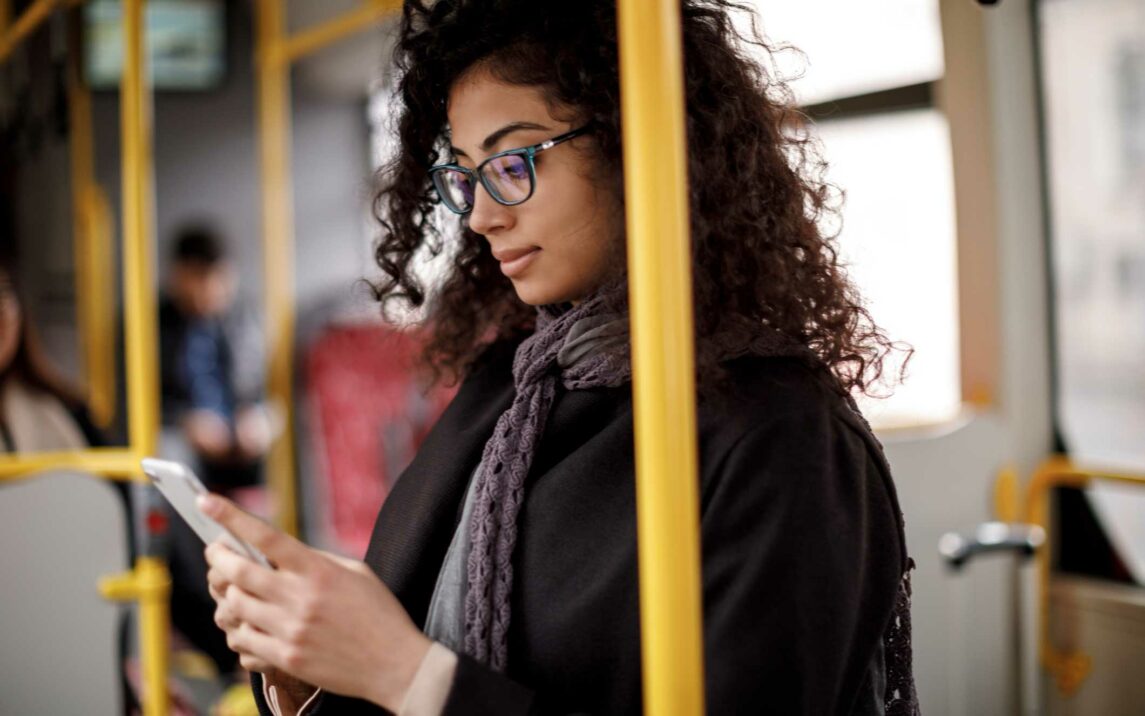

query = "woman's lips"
(495, 247), (541, 278)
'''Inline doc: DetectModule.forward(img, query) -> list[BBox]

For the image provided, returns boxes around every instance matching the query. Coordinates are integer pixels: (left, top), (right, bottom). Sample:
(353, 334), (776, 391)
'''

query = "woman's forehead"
(446, 73), (556, 150)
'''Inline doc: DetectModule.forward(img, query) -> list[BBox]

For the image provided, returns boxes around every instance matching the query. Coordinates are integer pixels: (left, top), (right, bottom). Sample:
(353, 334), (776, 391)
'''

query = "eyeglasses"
(429, 125), (592, 215)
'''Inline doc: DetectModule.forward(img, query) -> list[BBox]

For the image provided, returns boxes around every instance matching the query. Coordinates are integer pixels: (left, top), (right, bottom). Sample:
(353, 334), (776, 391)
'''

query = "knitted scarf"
(460, 285), (918, 714)
(462, 288), (629, 670)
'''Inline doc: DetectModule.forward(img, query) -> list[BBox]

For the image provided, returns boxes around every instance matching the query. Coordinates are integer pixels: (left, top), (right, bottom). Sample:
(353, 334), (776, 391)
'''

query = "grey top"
(423, 463), (483, 652)
(422, 313), (629, 653)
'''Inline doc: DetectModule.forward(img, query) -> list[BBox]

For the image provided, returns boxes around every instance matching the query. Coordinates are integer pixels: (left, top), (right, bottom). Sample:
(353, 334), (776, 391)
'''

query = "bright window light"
(747, 0), (945, 105)
(815, 110), (962, 428)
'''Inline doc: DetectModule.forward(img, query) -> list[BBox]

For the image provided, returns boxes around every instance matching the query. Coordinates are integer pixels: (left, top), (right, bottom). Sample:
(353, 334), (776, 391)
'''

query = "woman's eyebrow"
(450, 121), (552, 158)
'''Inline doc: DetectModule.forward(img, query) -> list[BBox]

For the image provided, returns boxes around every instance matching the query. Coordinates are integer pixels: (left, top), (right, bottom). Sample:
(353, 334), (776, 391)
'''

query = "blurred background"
(1, 0), (1143, 713)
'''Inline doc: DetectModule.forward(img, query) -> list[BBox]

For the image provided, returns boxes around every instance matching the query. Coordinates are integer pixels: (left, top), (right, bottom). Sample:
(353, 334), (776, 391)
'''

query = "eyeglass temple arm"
(534, 125), (592, 153)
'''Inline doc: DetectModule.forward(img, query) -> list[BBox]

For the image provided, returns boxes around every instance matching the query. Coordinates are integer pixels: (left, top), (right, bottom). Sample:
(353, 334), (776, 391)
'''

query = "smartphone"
(141, 457), (272, 568)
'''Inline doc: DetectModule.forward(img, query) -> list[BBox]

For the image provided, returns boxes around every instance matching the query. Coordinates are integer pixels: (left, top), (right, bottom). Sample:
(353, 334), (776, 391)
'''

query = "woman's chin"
(511, 278), (581, 307)
(512, 282), (555, 307)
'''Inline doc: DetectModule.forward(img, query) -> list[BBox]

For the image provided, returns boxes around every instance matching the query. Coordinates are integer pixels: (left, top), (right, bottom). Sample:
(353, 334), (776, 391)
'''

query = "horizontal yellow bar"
(276, 0), (398, 64)
(100, 556), (171, 602)
(0, 0), (59, 63)
(1024, 455), (1145, 517)
(0, 449), (146, 481)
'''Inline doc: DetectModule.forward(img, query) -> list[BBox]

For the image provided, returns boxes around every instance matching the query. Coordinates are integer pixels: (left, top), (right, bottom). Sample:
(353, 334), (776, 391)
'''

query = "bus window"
(748, 0), (960, 428)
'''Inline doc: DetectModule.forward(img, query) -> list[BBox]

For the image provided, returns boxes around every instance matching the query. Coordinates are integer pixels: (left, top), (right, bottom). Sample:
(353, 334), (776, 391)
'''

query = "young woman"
(203, 1), (918, 714)
(0, 255), (102, 452)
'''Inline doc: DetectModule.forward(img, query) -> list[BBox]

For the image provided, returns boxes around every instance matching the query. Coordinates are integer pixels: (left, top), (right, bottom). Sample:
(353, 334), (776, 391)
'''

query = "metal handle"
(939, 521), (1046, 569)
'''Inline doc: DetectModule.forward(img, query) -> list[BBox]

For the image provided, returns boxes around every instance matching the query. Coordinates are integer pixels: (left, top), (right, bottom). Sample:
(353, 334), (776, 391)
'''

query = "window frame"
(784, 0), (1001, 429)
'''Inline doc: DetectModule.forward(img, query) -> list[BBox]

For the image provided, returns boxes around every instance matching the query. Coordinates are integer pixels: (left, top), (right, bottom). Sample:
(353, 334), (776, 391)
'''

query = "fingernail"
(198, 494), (221, 516)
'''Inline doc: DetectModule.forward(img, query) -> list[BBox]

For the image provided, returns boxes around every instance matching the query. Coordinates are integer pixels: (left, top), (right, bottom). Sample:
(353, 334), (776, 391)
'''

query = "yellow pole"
(121, 0), (170, 713)
(134, 555), (173, 716)
(0, 0), (57, 62)
(87, 185), (118, 425)
(99, 557), (173, 715)
(1020, 456), (1145, 697)
(617, 2), (705, 715)
(279, 0), (398, 63)
(68, 11), (116, 428)
(68, 10), (95, 404)
(255, 0), (299, 535)
(120, 0), (159, 460)
(0, 448), (143, 480)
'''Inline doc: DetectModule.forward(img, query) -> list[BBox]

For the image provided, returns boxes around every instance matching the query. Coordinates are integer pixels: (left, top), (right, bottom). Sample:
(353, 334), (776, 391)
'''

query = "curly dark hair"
(371, 0), (905, 395)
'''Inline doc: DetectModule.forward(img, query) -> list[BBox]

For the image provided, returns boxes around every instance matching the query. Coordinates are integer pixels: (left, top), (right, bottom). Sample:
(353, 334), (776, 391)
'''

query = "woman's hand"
(207, 546), (277, 675)
(201, 495), (432, 710)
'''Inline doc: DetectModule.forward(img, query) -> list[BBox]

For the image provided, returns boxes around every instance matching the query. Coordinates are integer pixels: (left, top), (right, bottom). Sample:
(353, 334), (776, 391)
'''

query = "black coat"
(256, 341), (908, 715)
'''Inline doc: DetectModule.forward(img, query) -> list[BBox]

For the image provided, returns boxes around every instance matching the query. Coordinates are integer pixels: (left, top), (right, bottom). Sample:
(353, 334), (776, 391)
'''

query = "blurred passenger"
(157, 225), (272, 682)
(159, 225), (273, 491)
(0, 247), (101, 452)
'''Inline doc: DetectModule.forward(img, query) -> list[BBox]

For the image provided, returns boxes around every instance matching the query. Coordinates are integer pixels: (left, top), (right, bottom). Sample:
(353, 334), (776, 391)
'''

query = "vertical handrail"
(121, 0), (158, 458)
(67, 9), (116, 427)
(255, 0), (300, 535)
(87, 184), (117, 424)
(99, 556), (174, 716)
(1025, 461), (1093, 697)
(1019, 457), (1145, 696)
(252, 1), (399, 538)
(617, 2), (706, 715)
(120, 0), (170, 713)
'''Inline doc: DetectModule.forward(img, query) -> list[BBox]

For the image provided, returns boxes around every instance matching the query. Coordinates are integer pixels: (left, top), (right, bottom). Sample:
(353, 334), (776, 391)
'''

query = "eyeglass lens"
(433, 153), (533, 213)
(433, 169), (476, 213)
(482, 154), (531, 204)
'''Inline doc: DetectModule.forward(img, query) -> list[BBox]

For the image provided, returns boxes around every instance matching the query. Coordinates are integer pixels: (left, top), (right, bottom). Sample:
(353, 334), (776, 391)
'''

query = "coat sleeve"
(697, 403), (904, 714)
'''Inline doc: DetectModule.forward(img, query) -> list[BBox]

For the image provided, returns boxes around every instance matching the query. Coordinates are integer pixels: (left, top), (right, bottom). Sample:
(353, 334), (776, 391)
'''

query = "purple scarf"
(462, 289), (630, 669)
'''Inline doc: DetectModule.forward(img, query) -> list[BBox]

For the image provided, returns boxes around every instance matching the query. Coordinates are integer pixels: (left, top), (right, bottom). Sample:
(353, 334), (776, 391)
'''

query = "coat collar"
(364, 343), (516, 626)
(362, 338), (632, 627)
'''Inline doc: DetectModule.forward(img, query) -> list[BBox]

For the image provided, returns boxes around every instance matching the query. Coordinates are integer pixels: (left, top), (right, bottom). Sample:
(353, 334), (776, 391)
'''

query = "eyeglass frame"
(428, 124), (593, 215)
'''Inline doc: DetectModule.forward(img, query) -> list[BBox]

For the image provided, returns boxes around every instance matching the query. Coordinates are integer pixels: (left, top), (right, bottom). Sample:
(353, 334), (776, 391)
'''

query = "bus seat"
(301, 322), (453, 556)
(0, 471), (130, 714)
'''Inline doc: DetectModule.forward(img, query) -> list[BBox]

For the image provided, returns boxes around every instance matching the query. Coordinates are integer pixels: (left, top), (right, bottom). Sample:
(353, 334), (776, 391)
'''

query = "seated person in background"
(158, 224), (275, 682)
(159, 224), (275, 491)
(0, 245), (101, 452)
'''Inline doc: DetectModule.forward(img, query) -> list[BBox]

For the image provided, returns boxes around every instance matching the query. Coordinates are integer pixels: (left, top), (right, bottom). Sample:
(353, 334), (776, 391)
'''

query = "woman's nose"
(467, 183), (514, 236)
